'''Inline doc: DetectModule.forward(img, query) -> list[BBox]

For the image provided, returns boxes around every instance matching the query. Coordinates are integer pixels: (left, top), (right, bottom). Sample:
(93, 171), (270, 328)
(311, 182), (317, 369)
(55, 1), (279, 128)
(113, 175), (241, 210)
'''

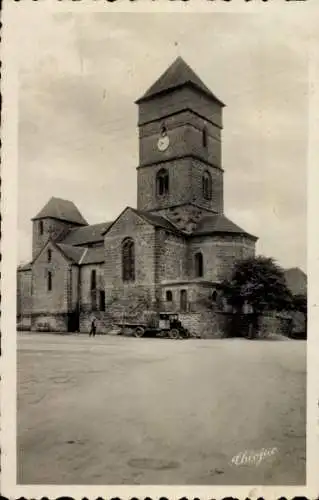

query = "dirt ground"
(17, 332), (306, 485)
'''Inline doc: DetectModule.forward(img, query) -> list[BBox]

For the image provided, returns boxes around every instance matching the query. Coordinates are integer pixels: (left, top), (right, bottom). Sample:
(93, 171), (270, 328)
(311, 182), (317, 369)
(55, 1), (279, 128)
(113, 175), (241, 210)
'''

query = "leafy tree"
(292, 293), (307, 314)
(222, 256), (293, 315)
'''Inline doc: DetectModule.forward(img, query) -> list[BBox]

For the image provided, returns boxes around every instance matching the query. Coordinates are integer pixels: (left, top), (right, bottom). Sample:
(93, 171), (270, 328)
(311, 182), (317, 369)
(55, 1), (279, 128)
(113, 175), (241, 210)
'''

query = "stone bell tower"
(135, 57), (225, 230)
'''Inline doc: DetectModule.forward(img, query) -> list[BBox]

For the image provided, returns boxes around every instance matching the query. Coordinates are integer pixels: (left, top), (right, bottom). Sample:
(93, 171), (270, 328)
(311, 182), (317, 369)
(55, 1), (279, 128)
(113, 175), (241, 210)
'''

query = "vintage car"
(116, 312), (193, 339)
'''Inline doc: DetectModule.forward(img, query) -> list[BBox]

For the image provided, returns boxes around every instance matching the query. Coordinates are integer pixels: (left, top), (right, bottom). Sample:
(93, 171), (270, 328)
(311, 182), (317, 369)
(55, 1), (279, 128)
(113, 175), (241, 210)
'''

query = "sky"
(18, 12), (311, 272)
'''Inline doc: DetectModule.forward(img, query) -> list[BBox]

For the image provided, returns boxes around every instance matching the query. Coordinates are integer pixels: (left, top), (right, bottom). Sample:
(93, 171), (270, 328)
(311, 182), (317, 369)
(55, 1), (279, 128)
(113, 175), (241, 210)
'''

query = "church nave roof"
(62, 222), (112, 246)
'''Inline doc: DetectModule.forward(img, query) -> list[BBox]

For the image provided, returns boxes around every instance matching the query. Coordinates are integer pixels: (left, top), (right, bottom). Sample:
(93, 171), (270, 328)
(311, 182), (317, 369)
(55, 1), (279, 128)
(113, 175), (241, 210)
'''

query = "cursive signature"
(231, 447), (278, 466)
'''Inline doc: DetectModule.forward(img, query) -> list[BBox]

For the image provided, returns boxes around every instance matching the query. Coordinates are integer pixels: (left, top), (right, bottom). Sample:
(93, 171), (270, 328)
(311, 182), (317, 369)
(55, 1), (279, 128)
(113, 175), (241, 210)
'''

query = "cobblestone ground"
(17, 333), (306, 485)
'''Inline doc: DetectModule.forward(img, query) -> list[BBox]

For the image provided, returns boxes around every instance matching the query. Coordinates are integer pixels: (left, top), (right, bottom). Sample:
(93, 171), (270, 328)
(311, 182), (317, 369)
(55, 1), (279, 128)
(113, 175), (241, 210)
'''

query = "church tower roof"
(136, 56), (225, 106)
(32, 197), (88, 226)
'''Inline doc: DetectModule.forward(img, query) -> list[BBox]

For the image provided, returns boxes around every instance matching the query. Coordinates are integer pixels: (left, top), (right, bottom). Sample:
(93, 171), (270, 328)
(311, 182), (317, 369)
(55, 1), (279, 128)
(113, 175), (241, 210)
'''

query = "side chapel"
(17, 57), (257, 336)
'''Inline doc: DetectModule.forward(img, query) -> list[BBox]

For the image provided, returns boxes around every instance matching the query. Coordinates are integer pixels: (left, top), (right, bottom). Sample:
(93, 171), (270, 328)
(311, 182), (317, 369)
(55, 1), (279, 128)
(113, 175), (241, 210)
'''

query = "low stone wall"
(17, 315), (32, 331)
(179, 311), (293, 339)
(258, 314), (292, 338)
(179, 311), (226, 338)
(23, 308), (296, 339)
(79, 311), (112, 334)
(31, 313), (69, 332)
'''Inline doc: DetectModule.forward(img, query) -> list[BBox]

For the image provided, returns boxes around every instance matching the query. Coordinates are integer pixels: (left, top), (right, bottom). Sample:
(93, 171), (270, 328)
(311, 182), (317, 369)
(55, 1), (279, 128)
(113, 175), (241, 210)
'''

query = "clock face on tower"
(157, 133), (170, 152)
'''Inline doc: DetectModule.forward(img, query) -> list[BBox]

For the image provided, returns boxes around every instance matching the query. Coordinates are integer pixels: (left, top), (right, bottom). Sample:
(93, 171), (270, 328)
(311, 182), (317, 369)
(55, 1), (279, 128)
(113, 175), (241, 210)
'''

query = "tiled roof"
(56, 243), (86, 263)
(136, 57), (224, 106)
(62, 222), (111, 246)
(80, 247), (105, 265)
(284, 268), (307, 296)
(134, 209), (183, 234)
(32, 197), (88, 226)
(193, 214), (257, 240)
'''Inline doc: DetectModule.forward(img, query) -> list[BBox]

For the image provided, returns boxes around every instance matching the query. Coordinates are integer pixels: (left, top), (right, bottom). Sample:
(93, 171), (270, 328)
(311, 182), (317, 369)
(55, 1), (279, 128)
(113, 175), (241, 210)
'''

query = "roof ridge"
(78, 247), (89, 265)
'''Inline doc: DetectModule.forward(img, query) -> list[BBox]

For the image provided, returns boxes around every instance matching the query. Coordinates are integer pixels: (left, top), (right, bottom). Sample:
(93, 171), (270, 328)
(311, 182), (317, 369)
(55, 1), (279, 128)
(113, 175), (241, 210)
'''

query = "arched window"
(156, 168), (169, 196)
(166, 290), (173, 302)
(212, 290), (218, 302)
(122, 238), (135, 282)
(202, 170), (212, 201)
(47, 249), (52, 263)
(194, 252), (204, 277)
(202, 127), (208, 148)
(39, 220), (44, 235)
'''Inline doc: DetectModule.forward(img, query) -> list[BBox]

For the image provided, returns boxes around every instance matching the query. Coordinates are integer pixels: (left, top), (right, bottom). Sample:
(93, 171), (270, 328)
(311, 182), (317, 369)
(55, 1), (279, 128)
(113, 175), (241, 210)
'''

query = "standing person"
(89, 316), (97, 337)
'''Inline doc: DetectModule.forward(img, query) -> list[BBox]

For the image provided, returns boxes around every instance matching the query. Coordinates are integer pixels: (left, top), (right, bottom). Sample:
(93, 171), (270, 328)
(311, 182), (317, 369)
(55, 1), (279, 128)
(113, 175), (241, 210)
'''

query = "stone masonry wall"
(179, 311), (227, 338)
(137, 159), (223, 215)
(137, 158), (192, 212)
(104, 209), (157, 321)
(32, 217), (81, 260)
(258, 314), (293, 338)
(31, 242), (71, 331)
(17, 269), (32, 329)
(155, 229), (188, 284)
(189, 234), (255, 282)
(138, 87), (223, 129)
(80, 264), (104, 312)
(139, 118), (221, 170)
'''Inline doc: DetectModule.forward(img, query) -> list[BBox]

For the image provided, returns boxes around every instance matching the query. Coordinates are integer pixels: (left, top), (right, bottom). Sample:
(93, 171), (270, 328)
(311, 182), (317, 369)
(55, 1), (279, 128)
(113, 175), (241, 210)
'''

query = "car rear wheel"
(169, 328), (180, 340)
(134, 326), (145, 338)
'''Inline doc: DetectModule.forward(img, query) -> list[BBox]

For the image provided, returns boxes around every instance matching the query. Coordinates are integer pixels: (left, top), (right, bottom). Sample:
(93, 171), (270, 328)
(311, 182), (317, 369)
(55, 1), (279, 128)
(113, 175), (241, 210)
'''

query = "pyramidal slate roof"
(32, 197), (88, 226)
(136, 56), (224, 106)
(194, 214), (257, 240)
(62, 222), (112, 246)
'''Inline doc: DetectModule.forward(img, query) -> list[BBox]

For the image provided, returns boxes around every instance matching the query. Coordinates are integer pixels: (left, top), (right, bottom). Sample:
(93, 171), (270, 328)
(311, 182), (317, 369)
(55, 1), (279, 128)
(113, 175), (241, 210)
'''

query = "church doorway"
(68, 311), (80, 332)
(180, 289), (187, 312)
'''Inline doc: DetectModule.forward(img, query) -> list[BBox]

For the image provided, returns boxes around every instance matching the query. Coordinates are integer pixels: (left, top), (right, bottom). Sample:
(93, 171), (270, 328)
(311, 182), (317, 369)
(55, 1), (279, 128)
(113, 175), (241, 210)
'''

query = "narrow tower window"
(180, 289), (188, 312)
(47, 249), (52, 263)
(90, 270), (97, 310)
(202, 127), (208, 148)
(156, 168), (169, 196)
(202, 170), (212, 201)
(47, 271), (52, 292)
(39, 220), (44, 235)
(195, 252), (204, 277)
(122, 238), (135, 282)
(99, 290), (105, 311)
(91, 270), (96, 290)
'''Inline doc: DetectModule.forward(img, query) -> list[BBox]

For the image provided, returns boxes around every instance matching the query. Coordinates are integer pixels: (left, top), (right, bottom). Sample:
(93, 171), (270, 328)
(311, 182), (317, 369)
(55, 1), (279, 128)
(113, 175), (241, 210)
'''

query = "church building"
(17, 57), (258, 337)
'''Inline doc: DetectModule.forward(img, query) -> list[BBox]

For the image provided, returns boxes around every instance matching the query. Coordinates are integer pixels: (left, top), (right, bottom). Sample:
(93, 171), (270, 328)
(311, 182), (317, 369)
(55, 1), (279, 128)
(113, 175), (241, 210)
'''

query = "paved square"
(17, 333), (306, 485)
